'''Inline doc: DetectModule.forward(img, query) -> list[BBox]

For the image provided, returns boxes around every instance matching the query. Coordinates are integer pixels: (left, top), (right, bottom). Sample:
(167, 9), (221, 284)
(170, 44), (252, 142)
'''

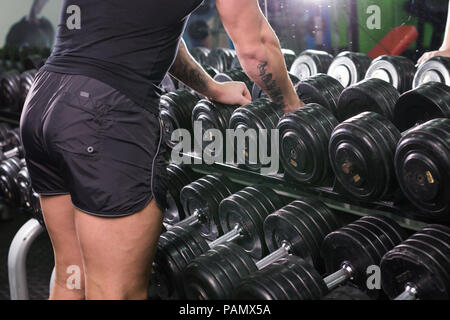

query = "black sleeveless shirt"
(43, 0), (203, 109)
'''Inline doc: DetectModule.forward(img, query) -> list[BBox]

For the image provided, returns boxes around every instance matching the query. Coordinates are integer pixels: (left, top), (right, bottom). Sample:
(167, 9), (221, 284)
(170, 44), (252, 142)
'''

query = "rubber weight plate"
(278, 103), (338, 185)
(180, 174), (239, 240)
(159, 89), (200, 148)
(229, 99), (284, 172)
(219, 185), (283, 259)
(323, 284), (371, 300)
(214, 68), (254, 92)
(0, 157), (22, 204)
(413, 56), (450, 89)
(337, 78), (400, 122)
(189, 47), (210, 66)
(329, 112), (401, 201)
(206, 48), (236, 72)
(327, 51), (372, 88)
(153, 226), (210, 299)
(165, 164), (201, 225)
(290, 49), (334, 80)
(393, 82), (450, 132)
(295, 74), (344, 115)
(19, 69), (36, 106)
(380, 225), (450, 300)
(394, 118), (450, 217)
(321, 215), (404, 290)
(191, 99), (238, 156)
(0, 70), (21, 108)
(183, 242), (258, 300)
(264, 199), (340, 272)
(233, 255), (328, 300)
(365, 55), (416, 93)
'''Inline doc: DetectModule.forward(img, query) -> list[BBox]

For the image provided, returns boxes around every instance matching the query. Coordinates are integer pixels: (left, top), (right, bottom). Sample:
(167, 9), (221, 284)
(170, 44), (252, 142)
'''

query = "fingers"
(241, 86), (252, 105)
(417, 51), (436, 65)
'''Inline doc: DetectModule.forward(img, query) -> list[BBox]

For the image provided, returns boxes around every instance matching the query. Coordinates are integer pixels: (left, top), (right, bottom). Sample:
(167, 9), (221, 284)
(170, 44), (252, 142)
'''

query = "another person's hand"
(417, 47), (450, 65)
(209, 81), (252, 106)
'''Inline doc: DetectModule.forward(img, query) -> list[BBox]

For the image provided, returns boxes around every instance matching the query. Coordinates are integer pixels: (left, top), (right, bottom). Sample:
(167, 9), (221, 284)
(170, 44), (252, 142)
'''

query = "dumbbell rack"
(6, 141), (446, 300)
(182, 152), (446, 232)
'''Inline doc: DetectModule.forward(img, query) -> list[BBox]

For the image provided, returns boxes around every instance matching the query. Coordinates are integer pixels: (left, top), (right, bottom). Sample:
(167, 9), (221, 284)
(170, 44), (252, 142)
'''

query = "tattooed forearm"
(169, 39), (213, 95)
(257, 62), (285, 107)
(170, 61), (209, 93)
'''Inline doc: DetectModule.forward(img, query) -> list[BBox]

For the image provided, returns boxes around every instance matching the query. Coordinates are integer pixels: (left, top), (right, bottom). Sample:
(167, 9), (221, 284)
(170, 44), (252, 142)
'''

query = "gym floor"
(0, 207), (53, 300)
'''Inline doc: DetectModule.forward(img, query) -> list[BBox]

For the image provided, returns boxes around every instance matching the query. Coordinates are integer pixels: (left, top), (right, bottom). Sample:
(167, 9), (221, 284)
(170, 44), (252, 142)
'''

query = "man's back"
(44, 0), (203, 110)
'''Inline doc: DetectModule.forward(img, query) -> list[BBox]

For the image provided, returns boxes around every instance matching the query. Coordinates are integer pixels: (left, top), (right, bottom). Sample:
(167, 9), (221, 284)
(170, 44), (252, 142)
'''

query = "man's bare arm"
(418, 0), (450, 64)
(169, 39), (216, 96)
(216, 0), (303, 112)
(169, 39), (251, 105)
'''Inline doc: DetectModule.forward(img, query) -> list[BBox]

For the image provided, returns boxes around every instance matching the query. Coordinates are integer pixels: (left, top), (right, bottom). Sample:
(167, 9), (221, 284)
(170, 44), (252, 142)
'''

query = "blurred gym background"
(0, 0), (448, 61)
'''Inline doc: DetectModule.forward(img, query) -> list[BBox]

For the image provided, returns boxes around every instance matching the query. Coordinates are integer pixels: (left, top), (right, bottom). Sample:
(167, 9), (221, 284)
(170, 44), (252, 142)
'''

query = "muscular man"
(418, 0), (450, 64)
(20, 0), (302, 300)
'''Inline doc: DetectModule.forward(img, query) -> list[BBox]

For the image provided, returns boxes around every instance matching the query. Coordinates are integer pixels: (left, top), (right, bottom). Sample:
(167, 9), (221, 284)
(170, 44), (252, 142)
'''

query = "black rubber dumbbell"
(277, 103), (338, 185)
(159, 89), (201, 148)
(381, 224), (450, 300)
(413, 56), (450, 89)
(182, 198), (340, 300)
(232, 215), (405, 300)
(327, 51), (372, 88)
(290, 49), (334, 81)
(153, 185), (282, 299)
(365, 55), (416, 94)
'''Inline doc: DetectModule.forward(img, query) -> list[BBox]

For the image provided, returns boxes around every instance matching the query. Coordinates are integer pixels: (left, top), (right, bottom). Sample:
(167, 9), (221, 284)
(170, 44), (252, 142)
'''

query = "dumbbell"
(153, 185), (282, 299)
(228, 98), (284, 172)
(206, 48), (236, 73)
(191, 99), (238, 156)
(327, 51), (372, 88)
(0, 46), (22, 71)
(183, 199), (340, 300)
(16, 165), (33, 210)
(0, 128), (23, 160)
(159, 89), (201, 148)
(365, 55), (416, 94)
(0, 123), (12, 145)
(413, 56), (450, 89)
(233, 215), (405, 300)
(393, 82), (450, 132)
(0, 70), (21, 108)
(336, 78), (400, 122)
(175, 174), (240, 240)
(295, 73), (344, 116)
(15, 164), (44, 228)
(329, 108), (449, 207)
(214, 68), (253, 92)
(322, 284), (371, 300)
(0, 157), (24, 205)
(329, 112), (400, 202)
(21, 54), (46, 71)
(277, 103), (338, 185)
(381, 224), (450, 300)
(189, 47), (210, 66)
(164, 163), (202, 225)
(290, 49), (334, 81)
(395, 118), (450, 217)
(19, 69), (36, 105)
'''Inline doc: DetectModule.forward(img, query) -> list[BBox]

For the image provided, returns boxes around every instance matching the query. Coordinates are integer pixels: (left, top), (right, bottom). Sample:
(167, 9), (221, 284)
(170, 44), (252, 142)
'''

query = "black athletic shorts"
(20, 70), (168, 217)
